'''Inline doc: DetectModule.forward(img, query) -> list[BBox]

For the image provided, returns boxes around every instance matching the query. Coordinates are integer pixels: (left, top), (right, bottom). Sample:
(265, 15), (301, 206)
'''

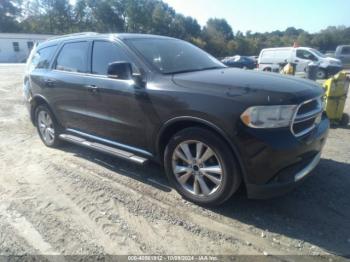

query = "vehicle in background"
(258, 47), (342, 79)
(335, 45), (350, 69)
(221, 55), (256, 69)
(249, 56), (258, 65)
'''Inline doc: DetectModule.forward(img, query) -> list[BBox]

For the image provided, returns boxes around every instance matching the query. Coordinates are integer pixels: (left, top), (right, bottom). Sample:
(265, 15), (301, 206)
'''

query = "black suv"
(24, 33), (329, 205)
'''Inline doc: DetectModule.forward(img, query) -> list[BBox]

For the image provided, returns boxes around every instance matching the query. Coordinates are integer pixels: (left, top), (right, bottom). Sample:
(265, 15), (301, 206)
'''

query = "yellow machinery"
(280, 63), (295, 75)
(323, 71), (349, 126)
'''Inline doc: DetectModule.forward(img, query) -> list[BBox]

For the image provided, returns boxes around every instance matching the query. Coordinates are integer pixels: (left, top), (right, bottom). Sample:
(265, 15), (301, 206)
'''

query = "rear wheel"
(164, 127), (241, 206)
(35, 105), (61, 147)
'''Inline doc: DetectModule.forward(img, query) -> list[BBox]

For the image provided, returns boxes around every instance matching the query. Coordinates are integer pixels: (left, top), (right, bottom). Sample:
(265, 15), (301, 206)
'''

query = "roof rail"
(47, 32), (98, 41)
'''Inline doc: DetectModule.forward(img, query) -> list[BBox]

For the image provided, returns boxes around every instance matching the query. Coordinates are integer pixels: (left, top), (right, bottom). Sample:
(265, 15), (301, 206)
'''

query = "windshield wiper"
(166, 66), (226, 75)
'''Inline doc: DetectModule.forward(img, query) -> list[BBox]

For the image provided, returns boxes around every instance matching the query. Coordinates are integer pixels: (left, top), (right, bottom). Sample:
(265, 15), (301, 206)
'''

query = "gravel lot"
(0, 64), (349, 260)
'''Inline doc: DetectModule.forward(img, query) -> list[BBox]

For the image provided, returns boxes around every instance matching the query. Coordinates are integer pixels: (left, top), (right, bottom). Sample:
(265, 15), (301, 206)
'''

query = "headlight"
(240, 105), (297, 128)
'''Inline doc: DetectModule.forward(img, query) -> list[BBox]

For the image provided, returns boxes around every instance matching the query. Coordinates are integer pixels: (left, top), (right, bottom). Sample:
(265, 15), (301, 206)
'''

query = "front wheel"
(164, 127), (241, 206)
(316, 69), (327, 79)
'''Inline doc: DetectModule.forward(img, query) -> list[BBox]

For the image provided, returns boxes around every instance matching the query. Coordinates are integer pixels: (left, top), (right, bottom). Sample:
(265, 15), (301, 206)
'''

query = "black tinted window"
(92, 41), (129, 75)
(56, 42), (89, 73)
(30, 45), (57, 70)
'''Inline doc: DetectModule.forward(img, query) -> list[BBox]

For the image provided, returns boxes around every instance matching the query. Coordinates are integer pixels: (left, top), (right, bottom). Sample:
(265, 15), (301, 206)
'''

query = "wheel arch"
(30, 95), (54, 126)
(156, 116), (247, 179)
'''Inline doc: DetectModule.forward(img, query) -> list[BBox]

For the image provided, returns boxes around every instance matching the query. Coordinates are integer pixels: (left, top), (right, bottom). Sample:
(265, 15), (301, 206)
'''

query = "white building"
(0, 33), (53, 63)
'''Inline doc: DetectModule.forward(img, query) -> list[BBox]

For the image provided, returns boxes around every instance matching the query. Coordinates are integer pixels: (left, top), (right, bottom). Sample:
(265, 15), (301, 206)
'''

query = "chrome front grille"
(291, 97), (323, 137)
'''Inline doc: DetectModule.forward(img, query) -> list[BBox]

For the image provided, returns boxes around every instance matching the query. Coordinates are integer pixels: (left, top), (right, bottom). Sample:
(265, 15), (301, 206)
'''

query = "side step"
(59, 134), (148, 165)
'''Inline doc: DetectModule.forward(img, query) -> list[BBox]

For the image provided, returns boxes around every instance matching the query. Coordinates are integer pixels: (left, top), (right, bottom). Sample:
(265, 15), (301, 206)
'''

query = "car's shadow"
(60, 143), (350, 257)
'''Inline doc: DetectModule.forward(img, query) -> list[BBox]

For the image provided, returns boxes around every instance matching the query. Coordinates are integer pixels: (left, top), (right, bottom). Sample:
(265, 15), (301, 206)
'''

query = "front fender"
(155, 115), (248, 182)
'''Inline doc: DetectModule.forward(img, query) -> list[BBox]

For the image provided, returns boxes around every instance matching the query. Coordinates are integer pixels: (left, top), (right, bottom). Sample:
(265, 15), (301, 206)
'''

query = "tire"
(316, 69), (327, 79)
(341, 113), (349, 127)
(164, 127), (241, 206)
(35, 105), (61, 147)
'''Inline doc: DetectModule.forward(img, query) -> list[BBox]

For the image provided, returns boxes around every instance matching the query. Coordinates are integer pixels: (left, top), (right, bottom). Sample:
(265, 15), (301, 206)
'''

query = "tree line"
(1, 0), (350, 57)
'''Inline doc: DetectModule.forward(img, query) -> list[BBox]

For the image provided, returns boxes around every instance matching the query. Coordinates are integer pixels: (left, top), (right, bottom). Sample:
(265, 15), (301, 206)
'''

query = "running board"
(59, 134), (148, 165)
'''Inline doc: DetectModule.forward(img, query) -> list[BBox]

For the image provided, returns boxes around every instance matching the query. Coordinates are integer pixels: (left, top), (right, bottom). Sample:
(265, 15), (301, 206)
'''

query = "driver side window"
(296, 50), (318, 61)
(92, 41), (130, 75)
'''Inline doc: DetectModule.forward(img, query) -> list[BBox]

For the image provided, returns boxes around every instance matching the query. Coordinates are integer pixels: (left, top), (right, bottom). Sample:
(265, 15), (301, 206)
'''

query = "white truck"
(258, 47), (342, 79)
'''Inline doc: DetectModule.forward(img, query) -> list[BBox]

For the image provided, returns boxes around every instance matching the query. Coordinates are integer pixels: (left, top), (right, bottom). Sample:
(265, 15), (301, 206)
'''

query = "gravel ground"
(0, 64), (349, 260)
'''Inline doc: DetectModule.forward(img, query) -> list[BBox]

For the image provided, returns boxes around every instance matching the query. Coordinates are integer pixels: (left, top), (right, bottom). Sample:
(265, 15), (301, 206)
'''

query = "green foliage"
(20, 0), (73, 34)
(0, 0), (21, 32)
(202, 18), (234, 57)
(3, 0), (350, 57)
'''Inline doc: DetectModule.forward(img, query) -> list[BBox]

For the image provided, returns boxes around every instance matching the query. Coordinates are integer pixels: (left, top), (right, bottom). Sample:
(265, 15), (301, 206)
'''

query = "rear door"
(46, 41), (91, 131)
(82, 40), (148, 150)
(26, 44), (57, 100)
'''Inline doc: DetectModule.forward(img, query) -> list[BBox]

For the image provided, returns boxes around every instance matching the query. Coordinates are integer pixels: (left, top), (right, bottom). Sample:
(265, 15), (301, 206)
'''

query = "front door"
(83, 40), (149, 150)
(294, 49), (318, 73)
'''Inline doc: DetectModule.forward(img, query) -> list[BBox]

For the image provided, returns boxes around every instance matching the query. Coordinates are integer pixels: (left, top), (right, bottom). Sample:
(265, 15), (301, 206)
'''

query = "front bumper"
(236, 115), (329, 199)
(326, 65), (342, 76)
(246, 152), (321, 199)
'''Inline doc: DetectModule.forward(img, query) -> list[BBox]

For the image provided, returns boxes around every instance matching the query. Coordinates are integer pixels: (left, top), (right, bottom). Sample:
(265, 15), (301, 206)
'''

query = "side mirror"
(107, 61), (146, 88)
(107, 61), (132, 80)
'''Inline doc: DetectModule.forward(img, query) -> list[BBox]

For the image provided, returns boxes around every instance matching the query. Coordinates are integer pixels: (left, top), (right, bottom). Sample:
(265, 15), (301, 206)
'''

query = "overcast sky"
(164, 0), (349, 33)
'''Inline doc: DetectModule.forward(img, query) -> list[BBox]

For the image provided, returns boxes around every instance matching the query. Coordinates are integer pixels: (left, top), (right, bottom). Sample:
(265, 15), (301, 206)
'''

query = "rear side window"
(92, 41), (129, 75)
(55, 42), (89, 73)
(30, 45), (57, 70)
(341, 47), (350, 55)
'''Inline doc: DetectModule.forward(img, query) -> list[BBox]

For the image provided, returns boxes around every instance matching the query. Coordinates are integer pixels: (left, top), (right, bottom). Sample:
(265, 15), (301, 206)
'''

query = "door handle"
(294, 59), (299, 62)
(45, 79), (56, 87)
(86, 84), (99, 93)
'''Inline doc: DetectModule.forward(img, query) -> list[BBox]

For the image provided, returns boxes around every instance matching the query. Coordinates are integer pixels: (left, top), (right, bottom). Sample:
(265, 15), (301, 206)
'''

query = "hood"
(325, 56), (342, 64)
(172, 68), (323, 105)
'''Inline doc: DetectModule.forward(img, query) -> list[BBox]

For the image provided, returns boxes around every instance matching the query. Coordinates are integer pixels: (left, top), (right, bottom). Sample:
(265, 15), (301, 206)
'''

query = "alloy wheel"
(316, 69), (326, 79)
(37, 110), (55, 144)
(172, 140), (223, 197)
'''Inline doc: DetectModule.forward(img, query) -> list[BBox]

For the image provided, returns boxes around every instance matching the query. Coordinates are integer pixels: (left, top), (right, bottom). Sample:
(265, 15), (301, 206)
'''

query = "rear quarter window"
(28, 45), (57, 71)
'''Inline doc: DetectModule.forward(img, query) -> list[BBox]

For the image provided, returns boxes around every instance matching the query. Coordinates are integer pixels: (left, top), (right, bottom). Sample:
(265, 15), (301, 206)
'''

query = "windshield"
(126, 38), (225, 74)
(310, 48), (326, 58)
